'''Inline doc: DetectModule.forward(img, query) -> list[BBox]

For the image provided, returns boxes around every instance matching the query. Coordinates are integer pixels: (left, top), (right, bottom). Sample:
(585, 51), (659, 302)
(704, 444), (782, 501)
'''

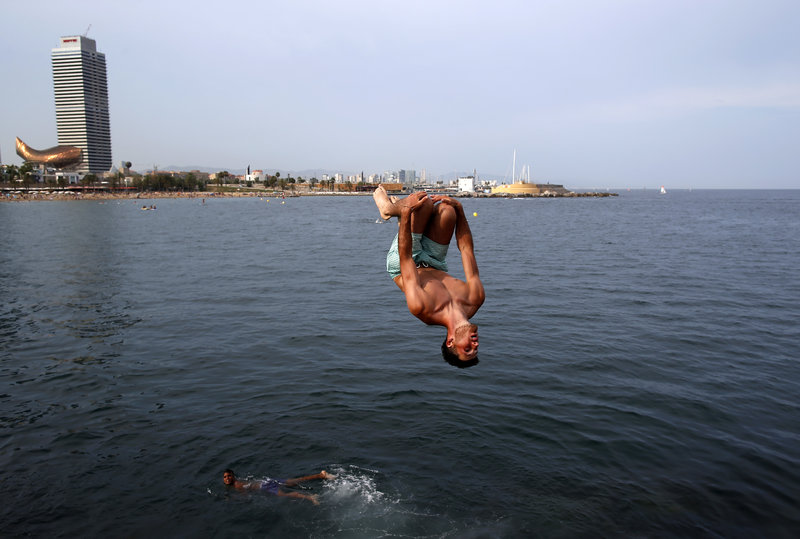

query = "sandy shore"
(2, 188), (617, 202)
(0, 190), (312, 202)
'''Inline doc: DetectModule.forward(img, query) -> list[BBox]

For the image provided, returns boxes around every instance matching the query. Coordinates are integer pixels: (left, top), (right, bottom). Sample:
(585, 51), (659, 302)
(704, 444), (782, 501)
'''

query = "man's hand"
(396, 191), (428, 214)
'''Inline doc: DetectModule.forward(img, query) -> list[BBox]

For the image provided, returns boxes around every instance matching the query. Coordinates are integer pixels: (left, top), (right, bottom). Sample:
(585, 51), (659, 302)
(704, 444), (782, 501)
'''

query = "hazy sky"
(2, 0), (798, 188)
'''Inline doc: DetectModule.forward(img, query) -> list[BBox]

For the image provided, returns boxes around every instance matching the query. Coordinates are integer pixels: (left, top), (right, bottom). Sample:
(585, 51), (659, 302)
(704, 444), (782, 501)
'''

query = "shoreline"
(1, 189), (618, 202)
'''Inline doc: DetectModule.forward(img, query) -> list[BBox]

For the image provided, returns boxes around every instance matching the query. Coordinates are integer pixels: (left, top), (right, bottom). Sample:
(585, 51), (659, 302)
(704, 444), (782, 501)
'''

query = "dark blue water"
(2, 191), (799, 537)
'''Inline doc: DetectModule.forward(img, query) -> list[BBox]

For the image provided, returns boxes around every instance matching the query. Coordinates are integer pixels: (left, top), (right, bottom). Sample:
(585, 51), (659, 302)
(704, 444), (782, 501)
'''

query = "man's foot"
(320, 470), (336, 480)
(373, 186), (398, 220)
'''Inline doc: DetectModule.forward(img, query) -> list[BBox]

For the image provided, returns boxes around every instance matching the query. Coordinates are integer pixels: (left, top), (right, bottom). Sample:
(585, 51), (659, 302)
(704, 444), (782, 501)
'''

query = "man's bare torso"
(393, 267), (476, 326)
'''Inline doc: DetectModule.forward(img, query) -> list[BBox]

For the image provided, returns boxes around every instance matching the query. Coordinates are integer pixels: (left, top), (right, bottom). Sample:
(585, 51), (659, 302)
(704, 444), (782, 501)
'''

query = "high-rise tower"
(51, 36), (112, 174)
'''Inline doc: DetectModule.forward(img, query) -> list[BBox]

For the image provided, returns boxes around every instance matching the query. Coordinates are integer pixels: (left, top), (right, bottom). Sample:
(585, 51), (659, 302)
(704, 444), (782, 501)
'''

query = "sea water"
(1, 190), (798, 537)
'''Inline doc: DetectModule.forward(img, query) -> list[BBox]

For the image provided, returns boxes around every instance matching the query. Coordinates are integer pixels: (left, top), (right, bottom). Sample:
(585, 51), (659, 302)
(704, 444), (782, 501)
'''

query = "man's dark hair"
(441, 339), (479, 368)
(224, 469), (235, 476)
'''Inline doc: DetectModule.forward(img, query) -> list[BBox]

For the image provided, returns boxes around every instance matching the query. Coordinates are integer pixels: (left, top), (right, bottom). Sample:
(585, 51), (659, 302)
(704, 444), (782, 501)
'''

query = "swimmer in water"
(222, 469), (335, 505)
(373, 187), (485, 367)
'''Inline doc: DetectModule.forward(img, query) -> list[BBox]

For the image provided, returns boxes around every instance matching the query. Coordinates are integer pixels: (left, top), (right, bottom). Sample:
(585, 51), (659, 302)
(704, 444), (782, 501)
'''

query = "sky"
(1, 0), (798, 189)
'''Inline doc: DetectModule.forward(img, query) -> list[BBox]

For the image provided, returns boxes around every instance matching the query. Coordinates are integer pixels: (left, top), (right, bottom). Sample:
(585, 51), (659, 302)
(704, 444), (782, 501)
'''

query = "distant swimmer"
(373, 187), (485, 367)
(222, 469), (335, 505)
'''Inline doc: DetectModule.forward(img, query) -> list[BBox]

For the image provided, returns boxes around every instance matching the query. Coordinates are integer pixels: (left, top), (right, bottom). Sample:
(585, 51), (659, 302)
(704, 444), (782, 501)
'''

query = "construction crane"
(83, 24), (91, 37)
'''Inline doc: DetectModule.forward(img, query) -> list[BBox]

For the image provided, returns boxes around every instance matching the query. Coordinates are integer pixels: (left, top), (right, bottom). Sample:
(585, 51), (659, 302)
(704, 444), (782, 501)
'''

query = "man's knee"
(419, 196), (435, 213)
(410, 196), (435, 233)
(436, 203), (456, 224)
(424, 202), (456, 244)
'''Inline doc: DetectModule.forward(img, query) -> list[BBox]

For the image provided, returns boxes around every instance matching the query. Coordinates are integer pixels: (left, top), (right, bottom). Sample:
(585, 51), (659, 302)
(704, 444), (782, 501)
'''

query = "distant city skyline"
(1, 1), (798, 189)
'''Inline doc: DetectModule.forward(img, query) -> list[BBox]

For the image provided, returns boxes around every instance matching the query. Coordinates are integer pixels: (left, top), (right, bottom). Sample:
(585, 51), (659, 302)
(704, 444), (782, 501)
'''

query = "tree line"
(2, 165), (367, 193)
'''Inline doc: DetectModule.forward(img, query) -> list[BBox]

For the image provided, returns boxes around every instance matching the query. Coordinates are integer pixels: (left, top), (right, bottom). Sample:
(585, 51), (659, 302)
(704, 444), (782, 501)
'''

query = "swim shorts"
(386, 233), (449, 279)
(259, 479), (284, 495)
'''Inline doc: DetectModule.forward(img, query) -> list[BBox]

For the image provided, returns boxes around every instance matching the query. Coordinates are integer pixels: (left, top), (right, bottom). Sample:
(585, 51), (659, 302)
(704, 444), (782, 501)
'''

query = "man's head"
(443, 323), (479, 367)
(223, 469), (236, 486)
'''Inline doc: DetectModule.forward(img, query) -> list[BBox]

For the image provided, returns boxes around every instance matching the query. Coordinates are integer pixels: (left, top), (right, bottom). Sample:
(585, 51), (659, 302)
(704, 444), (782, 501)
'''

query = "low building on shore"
(378, 182), (404, 193)
(491, 181), (571, 196)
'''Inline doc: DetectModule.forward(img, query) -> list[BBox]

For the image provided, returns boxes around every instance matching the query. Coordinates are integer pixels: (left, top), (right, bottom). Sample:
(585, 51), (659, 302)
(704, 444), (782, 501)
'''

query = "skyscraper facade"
(51, 36), (112, 174)
(399, 169), (416, 188)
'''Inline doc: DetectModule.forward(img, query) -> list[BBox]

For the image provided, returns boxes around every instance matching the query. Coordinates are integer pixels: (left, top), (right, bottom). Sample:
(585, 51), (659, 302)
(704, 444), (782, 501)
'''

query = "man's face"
(454, 323), (479, 361)
(223, 471), (235, 485)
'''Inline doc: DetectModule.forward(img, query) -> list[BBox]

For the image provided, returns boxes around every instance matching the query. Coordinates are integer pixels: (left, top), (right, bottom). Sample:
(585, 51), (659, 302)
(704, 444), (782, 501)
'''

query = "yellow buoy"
(473, 212), (478, 217)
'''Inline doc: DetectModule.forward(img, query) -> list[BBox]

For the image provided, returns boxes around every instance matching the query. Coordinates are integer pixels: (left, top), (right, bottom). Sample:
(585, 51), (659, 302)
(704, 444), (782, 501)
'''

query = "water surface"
(1, 190), (799, 537)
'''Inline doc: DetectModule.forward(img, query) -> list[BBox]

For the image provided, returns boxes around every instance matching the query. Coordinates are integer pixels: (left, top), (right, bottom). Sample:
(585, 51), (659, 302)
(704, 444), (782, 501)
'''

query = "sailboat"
(660, 186), (667, 194)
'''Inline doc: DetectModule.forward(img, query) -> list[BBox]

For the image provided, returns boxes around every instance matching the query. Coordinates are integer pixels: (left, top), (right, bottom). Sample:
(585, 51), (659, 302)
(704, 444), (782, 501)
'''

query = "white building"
(246, 169), (265, 183)
(55, 171), (81, 184)
(51, 36), (112, 175)
(458, 176), (475, 193)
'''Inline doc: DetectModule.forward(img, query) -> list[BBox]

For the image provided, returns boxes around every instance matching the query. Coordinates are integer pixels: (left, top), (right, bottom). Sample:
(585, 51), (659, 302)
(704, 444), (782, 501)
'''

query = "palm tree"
(3, 165), (19, 183)
(19, 163), (35, 190)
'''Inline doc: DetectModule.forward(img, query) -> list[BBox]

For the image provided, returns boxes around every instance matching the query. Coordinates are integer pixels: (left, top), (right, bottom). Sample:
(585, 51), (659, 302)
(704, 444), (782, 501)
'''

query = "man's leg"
(283, 470), (334, 486)
(423, 202), (456, 245)
(373, 187), (435, 234)
(373, 186), (398, 220)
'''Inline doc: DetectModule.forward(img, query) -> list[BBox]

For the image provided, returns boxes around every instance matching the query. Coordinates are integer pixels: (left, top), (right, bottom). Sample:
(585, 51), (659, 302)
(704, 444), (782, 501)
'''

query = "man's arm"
(455, 208), (485, 314)
(431, 196), (485, 310)
(397, 205), (426, 316)
(277, 491), (320, 505)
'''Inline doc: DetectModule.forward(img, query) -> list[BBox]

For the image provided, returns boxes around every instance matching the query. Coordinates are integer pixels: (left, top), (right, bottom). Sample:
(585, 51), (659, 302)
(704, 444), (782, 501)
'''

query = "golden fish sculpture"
(16, 137), (83, 169)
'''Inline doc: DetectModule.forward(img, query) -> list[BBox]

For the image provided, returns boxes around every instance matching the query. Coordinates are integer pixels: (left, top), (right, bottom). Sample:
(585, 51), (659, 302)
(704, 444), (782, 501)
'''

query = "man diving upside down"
(373, 186), (485, 367)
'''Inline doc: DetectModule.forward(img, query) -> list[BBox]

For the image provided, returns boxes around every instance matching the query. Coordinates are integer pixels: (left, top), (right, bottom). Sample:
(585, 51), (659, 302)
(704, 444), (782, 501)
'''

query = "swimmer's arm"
(277, 491), (320, 505)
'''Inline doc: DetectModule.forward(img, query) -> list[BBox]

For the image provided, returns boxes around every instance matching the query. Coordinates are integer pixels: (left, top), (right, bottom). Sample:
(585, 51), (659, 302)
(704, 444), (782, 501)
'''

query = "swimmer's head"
(442, 323), (479, 368)
(223, 469), (236, 486)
